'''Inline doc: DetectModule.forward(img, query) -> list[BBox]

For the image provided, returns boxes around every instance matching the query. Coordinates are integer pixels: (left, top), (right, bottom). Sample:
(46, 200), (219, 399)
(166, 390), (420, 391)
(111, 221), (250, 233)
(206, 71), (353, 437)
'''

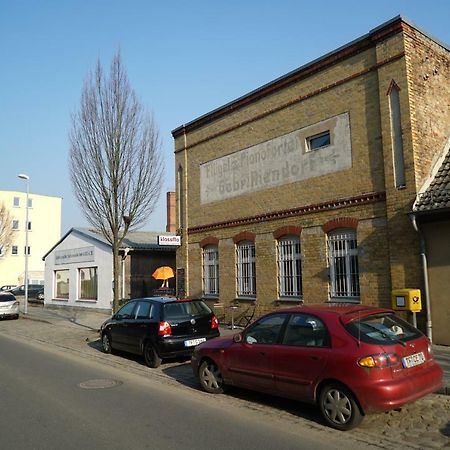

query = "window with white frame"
(236, 240), (256, 297)
(13, 197), (20, 207)
(307, 130), (331, 151)
(12, 246), (18, 255)
(202, 245), (219, 296)
(277, 236), (302, 298)
(79, 267), (98, 300)
(12, 220), (19, 230)
(327, 228), (360, 300)
(55, 269), (69, 299)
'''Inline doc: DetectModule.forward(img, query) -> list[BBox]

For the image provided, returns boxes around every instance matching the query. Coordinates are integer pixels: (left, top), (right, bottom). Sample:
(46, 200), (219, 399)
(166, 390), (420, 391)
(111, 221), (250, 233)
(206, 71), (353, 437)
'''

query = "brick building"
(172, 16), (450, 344)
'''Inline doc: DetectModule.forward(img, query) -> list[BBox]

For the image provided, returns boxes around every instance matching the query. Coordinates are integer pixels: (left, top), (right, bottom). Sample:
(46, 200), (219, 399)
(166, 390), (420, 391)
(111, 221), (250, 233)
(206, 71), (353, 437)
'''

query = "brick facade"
(172, 17), (450, 327)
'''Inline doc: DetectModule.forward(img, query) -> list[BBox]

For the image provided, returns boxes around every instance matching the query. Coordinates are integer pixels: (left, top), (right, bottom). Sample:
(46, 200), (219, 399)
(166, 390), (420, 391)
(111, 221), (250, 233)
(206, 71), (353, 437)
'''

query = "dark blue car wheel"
(144, 343), (162, 368)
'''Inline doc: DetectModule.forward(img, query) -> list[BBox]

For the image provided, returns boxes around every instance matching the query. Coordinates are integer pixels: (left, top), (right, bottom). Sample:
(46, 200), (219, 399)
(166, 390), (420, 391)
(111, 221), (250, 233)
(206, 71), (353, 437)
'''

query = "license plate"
(184, 338), (206, 347)
(402, 352), (425, 368)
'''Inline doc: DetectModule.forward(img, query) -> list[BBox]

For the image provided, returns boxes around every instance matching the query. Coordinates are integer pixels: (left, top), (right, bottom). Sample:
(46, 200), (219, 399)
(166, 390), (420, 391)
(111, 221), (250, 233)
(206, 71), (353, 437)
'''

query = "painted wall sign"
(55, 246), (95, 265)
(200, 113), (352, 204)
(158, 235), (181, 246)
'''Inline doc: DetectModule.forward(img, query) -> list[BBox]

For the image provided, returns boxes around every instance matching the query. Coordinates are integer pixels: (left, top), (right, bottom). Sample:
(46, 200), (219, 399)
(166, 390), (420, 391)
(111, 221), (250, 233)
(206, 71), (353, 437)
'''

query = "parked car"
(0, 292), (19, 319)
(100, 297), (220, 368)
(8, 284), (43, 297)
(29, 287), (44, 304)
(1, 285), (17, 292)
(191, 304), (443, 431)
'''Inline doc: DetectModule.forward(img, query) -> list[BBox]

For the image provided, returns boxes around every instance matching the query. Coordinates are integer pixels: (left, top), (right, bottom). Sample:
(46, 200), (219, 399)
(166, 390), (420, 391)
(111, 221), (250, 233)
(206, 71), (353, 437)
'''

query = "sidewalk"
(19, 303), (450, 395)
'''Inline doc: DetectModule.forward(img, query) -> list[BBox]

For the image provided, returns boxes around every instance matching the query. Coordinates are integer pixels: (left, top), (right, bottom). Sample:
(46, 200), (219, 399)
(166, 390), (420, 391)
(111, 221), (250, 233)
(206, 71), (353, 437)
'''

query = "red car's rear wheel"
(319, 383), (363, 430)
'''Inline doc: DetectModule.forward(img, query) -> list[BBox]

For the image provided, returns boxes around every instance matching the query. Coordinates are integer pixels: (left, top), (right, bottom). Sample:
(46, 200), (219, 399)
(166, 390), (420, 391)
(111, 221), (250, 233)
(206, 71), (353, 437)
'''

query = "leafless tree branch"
(69, 52), (164, 311)
(0, 202), (13, 255)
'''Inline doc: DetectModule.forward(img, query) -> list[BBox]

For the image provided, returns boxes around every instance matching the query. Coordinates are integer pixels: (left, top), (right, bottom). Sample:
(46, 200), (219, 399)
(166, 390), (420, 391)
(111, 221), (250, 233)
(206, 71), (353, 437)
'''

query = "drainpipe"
(409, 213), (433, 342)
(183, 126), (189, 297)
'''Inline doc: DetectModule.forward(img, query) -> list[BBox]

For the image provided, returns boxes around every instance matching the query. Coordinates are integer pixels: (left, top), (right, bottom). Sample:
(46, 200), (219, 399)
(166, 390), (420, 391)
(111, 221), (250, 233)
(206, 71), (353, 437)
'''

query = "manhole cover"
(78, 379), (123, 389)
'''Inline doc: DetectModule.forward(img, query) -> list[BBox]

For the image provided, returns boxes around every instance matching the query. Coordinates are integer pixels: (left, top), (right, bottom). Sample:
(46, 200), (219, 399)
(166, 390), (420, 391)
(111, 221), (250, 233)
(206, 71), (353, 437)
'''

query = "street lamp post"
(18, 173), (30, 314)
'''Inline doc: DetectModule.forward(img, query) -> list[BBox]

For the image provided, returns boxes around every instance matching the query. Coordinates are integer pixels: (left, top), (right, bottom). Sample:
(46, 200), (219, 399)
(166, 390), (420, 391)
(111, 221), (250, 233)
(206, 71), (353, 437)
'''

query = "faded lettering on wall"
(55, 246), (95, 265)
(200, 113), (352, 204)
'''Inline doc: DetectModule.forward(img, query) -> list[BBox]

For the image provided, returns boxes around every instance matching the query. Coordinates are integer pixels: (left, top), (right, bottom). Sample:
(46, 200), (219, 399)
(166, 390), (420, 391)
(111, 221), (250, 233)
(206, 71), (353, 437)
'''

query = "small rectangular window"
(277, 237), (302, 298)
(307, 131), (331, 151)
(24, 246), (31, 255)
(55, 269), (70, 299)
(328, 229), (360, 300)
(12, 246), (18, 255)
(28, 198), (33, 208)
(202, 245), (219, 297)
(27, 221), (32, 231)
(135, 301), (154, 320)
(79, 267), (98, 300)
(236, 241), (256, 297)
(12, 220), (19, 230)
(13, 197), (20, 207)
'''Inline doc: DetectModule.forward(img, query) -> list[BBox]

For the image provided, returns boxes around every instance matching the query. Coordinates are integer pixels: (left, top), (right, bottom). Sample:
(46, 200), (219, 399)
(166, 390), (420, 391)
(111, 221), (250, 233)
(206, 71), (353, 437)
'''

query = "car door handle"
(309, 356), (322, 361)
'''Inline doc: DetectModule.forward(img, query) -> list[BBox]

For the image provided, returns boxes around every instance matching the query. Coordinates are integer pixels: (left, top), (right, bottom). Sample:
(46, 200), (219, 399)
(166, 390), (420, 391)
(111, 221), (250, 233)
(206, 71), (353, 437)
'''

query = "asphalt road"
(0, 334), (356, 450)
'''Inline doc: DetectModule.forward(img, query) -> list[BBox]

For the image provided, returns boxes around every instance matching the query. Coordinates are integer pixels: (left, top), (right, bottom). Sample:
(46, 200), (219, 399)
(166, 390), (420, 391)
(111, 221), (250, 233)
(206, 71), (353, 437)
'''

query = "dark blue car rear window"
(163, 301), (211, 320)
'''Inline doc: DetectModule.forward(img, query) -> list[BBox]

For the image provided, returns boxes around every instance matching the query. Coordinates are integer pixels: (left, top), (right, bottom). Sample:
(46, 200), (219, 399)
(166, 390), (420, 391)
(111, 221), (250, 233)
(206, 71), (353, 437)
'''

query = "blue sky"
(2, 0), (450, 234)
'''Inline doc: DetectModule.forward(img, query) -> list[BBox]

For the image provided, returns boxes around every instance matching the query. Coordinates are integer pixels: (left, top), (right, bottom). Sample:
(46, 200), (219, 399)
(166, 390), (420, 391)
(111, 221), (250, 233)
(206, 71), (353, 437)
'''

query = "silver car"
(0, 292), (19, 319)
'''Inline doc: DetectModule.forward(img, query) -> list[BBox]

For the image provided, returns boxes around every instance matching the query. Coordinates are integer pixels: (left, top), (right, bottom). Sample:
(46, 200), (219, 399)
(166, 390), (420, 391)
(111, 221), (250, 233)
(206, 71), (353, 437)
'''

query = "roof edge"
(172, 15), (449, 139)
(42, 227), (111, 260)
(413, 136), (450, 211)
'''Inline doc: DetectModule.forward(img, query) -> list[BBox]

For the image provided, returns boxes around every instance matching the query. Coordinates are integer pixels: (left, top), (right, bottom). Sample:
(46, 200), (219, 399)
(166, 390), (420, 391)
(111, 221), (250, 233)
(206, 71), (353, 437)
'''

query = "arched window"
(236, 240), (256, 298)
(388, 81), (406, 188)
(202, 244), (219, 297)
(277, 235), (302, 298)
(327, 228), (360, 300)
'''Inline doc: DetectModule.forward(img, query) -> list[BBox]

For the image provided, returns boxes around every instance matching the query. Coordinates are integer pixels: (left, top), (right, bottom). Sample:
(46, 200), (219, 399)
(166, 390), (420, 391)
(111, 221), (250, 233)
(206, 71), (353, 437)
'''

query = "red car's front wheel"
(199, 360), (225, 394)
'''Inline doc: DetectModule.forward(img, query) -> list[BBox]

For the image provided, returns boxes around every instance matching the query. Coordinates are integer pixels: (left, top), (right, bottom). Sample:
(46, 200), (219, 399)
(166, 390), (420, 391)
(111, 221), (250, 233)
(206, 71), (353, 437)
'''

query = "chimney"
(166, 191), (176, 233)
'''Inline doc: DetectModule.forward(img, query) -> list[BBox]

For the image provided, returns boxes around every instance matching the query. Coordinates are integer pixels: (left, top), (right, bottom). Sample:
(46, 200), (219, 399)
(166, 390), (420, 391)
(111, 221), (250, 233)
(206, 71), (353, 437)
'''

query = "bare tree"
(69, 52), (164, 312)
(0, 203), (13, 255)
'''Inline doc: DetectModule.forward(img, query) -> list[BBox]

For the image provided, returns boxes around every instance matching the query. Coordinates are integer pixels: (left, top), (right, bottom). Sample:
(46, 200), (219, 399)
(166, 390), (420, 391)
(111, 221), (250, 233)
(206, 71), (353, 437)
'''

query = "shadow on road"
(162, 363), (322, 426)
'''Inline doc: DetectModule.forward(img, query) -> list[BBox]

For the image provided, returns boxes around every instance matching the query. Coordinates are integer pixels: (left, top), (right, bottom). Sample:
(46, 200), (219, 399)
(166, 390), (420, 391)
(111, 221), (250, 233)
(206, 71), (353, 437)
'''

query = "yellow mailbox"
(391, 289), (422, 312)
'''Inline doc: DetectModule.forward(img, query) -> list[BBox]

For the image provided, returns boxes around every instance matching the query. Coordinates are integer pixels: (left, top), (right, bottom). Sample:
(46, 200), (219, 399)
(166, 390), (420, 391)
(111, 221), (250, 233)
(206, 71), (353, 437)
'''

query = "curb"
(21, 314), (52, 325)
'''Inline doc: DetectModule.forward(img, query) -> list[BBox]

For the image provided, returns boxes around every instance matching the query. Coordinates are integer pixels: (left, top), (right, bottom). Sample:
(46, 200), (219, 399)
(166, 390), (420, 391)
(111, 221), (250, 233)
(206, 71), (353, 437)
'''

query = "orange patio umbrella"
(152, 266), (175, 287)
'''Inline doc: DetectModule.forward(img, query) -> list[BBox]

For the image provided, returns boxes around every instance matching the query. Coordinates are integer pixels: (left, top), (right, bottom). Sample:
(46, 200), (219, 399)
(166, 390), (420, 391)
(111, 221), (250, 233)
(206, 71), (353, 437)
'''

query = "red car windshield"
(344, 313), (422, 346)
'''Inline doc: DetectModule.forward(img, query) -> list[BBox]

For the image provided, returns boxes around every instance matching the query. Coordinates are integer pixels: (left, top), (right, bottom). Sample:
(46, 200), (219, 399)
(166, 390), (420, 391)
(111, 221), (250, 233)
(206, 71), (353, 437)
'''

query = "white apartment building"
(0, 190), (61, 287)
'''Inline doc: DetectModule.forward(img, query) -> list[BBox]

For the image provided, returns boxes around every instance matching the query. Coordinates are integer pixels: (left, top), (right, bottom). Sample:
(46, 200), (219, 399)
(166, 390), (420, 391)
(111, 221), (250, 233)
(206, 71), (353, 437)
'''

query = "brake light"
(158, 321), (172, 336)
(211, 315), (219, 329)
(358, 352), (400, 368)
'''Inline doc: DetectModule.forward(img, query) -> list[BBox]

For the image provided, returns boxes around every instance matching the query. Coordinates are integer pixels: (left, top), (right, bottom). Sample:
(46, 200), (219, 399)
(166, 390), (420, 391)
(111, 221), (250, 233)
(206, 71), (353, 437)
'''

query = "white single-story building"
(43, 227), (178, 311)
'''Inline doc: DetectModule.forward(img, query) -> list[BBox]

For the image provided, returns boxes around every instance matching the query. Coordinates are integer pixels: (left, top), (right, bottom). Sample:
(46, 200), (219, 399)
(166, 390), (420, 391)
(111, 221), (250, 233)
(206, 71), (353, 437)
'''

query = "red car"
(191, 304), (443, 430)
